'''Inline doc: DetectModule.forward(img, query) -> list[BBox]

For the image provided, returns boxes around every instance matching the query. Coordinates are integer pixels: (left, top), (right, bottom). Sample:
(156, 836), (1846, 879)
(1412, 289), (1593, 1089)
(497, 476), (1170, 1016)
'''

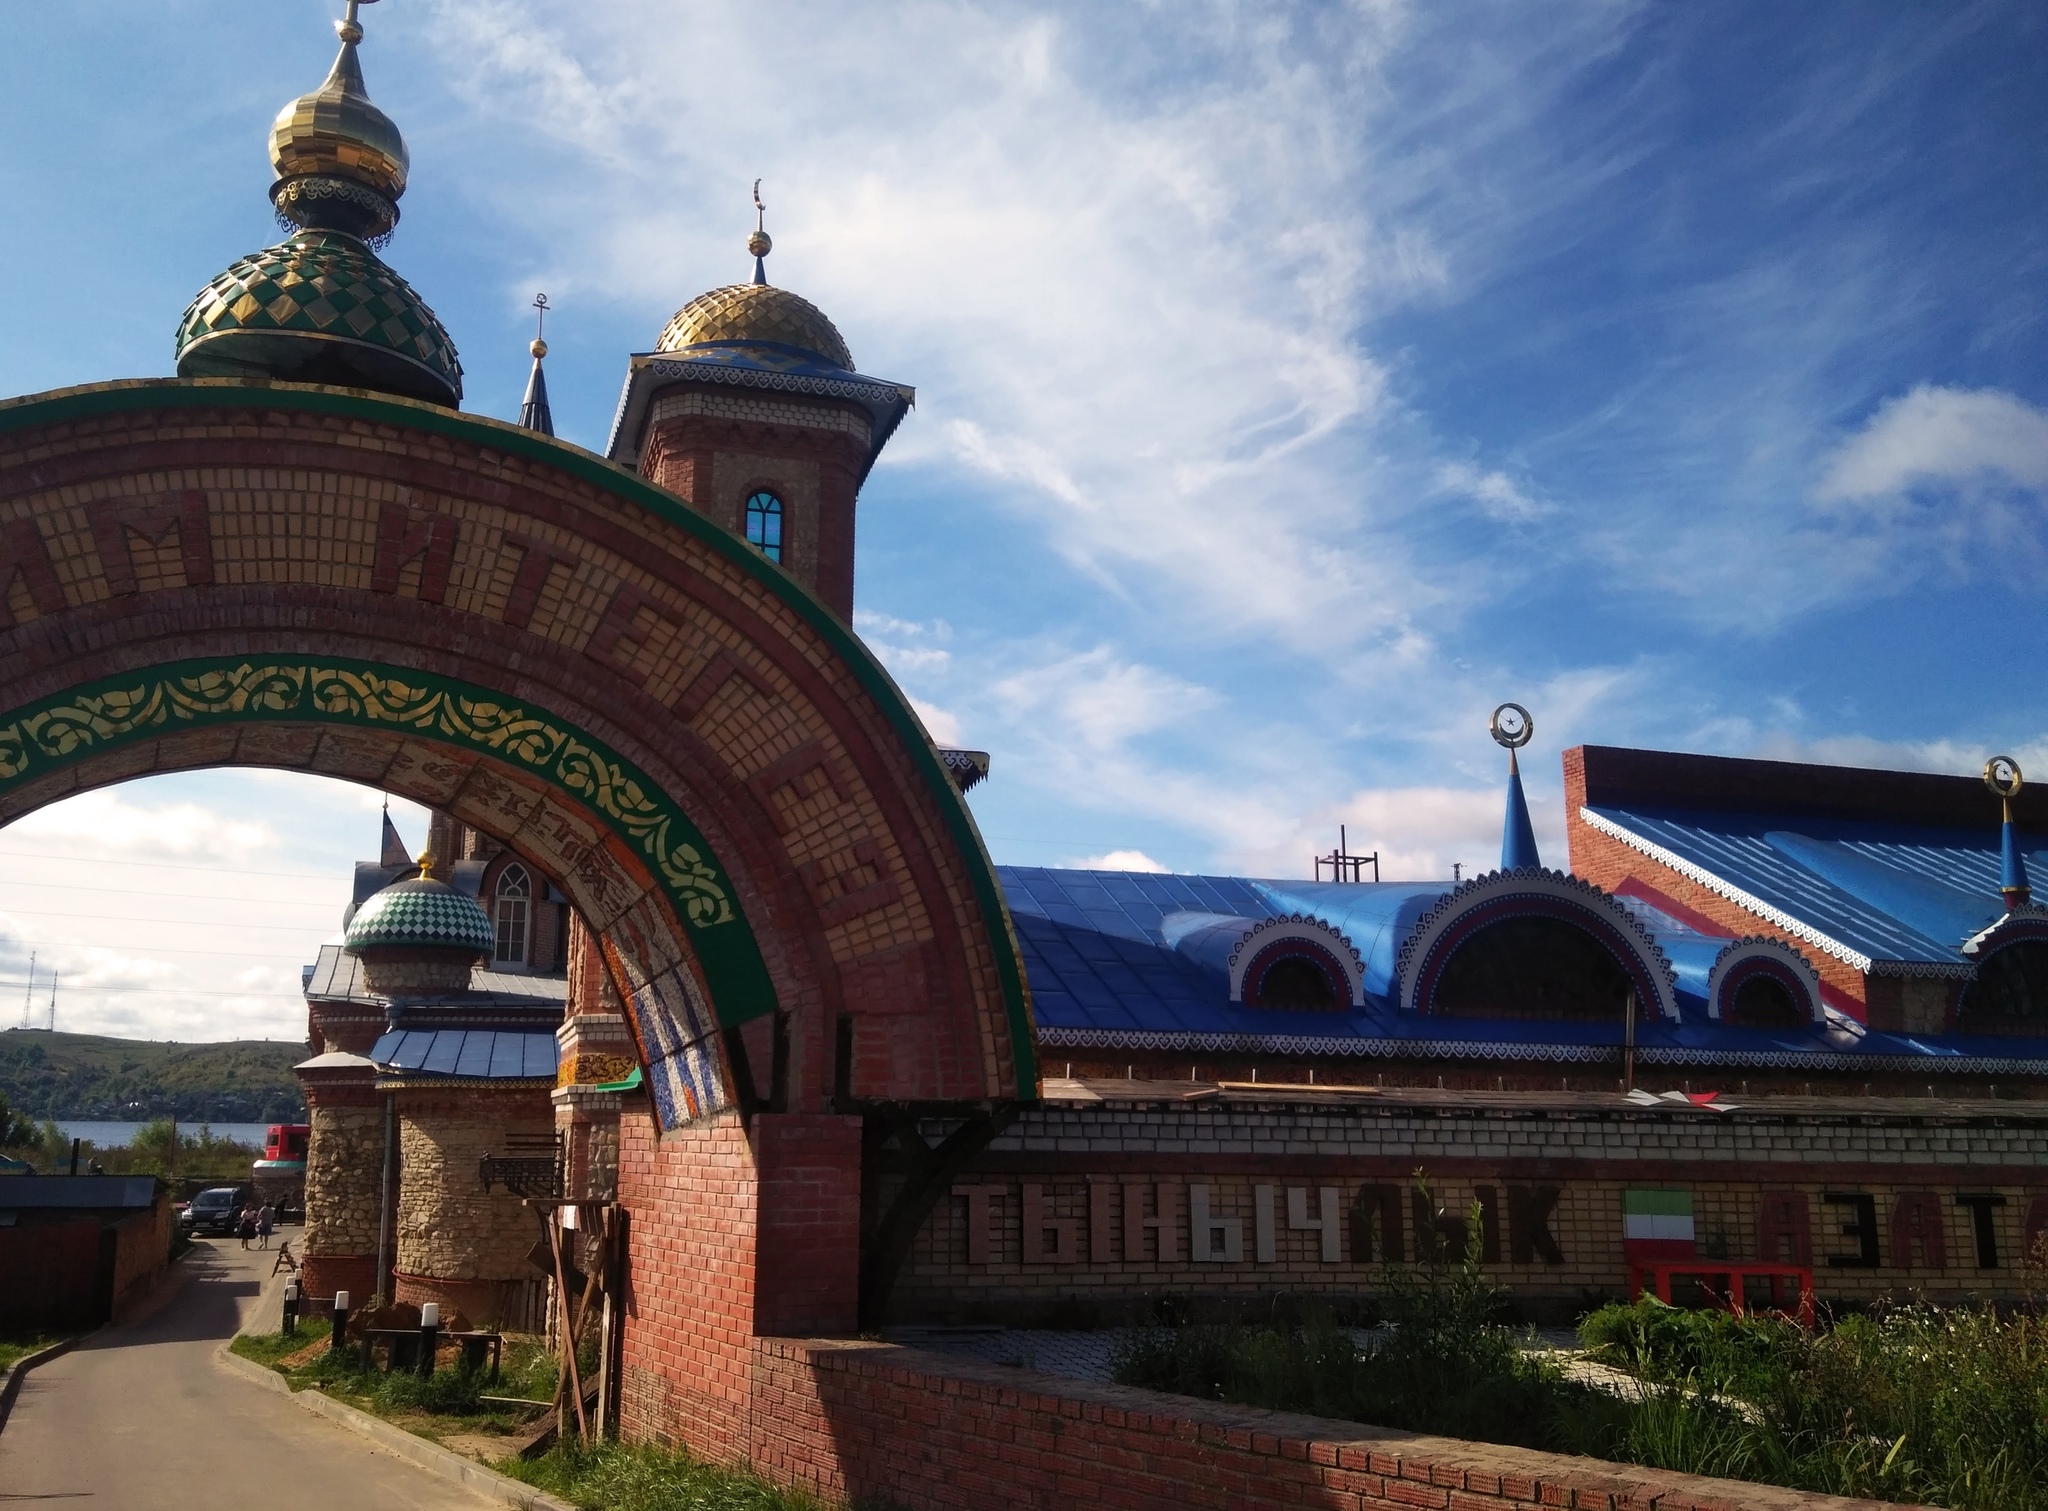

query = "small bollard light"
(282, 1278), (300, 1336)
(418, 1301), (440, 1377)
(331, 1289), (351, 1359)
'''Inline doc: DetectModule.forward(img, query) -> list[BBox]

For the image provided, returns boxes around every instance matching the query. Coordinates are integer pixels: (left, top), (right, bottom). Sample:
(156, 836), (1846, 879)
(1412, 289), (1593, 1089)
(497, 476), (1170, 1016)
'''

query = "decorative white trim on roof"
(1961, 905), (2048, 957)
(1393, 866), (1680, 1021)
(1577, 807), (1973, 980)
(1225, 915), (1366, 1007)
(1706, 937), (1825, 1025)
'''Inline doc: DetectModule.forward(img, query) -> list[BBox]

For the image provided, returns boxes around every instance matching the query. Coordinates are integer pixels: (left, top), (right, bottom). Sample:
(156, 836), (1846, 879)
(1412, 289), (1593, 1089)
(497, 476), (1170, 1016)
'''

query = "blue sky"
(0, 1), (2043, 1042)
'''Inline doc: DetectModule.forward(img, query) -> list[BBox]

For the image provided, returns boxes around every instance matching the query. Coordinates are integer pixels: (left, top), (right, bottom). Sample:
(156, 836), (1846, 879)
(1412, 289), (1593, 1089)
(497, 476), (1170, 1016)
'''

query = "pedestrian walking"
(237, 1206), (257, 1250)
(257, 1203), (275, 1249)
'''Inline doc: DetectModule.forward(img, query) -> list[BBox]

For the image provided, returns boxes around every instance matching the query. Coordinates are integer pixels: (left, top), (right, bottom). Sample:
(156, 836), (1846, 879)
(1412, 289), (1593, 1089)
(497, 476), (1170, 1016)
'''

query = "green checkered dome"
(175, 230), (463, 407)
(344, 876), (495, 957)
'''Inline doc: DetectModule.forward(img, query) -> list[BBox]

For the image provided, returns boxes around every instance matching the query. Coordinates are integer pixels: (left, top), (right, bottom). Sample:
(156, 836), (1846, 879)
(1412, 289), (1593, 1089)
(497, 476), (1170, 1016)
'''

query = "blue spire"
(1986, 756), (2031, 910)
(2001, 809), (2031, 909)
(1501, 749), (1541, 871)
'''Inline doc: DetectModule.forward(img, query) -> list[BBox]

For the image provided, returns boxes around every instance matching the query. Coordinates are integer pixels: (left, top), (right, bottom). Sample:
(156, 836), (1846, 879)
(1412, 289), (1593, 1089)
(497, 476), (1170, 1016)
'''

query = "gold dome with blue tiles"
(656, 199), (854, 371)
(175, 1), (461, 407)
(345, 873), (496, 958)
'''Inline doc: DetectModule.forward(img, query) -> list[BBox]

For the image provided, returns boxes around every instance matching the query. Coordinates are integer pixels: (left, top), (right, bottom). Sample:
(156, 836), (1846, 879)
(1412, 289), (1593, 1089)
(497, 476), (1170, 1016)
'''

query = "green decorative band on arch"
(0, 656), (778, 1031)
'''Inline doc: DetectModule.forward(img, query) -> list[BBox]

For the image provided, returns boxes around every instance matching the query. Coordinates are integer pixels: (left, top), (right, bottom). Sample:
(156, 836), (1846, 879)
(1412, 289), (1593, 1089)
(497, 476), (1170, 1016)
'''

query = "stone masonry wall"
(887, 1093), (2048, 1322)
(305, 1102), (383, 1265)
(395, 1091), (554, 1282)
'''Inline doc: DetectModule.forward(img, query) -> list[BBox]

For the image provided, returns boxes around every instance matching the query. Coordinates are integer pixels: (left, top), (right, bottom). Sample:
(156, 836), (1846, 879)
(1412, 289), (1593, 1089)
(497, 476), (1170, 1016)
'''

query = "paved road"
(0, 1236), (495, 1508)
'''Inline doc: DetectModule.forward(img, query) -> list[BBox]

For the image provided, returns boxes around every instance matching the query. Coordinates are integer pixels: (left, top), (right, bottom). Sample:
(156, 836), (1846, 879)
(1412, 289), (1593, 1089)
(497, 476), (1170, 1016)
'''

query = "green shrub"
(501, 1441), (822, 1511)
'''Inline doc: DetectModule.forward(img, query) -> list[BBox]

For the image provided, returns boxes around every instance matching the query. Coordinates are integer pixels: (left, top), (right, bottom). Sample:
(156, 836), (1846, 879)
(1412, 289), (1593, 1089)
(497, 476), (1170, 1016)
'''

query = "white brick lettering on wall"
(1190, 1184), (1244, 1263)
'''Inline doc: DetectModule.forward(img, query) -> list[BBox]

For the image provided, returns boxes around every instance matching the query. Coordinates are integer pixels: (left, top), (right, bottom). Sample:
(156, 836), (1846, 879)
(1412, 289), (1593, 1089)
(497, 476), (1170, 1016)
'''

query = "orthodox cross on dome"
(749, 179), (773, 285)
(1985, 755), (2030, 910)
(1491, 701), (1541, 872)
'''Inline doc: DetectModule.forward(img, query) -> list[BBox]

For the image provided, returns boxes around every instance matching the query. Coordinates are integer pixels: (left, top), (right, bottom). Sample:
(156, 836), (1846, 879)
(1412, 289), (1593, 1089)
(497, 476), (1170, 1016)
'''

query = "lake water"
(56, 1120), (280, 1149)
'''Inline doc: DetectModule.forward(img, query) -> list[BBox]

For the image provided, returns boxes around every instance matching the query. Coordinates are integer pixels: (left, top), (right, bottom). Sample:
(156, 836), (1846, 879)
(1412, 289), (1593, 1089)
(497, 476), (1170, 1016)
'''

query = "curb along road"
(0, 1337), (81, 1435)
(213, 1345), (578, 1511)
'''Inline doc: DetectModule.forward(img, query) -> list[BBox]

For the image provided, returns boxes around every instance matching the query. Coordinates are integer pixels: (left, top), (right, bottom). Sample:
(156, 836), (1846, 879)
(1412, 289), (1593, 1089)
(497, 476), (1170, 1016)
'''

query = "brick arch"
(0, 379), (1035, 1118)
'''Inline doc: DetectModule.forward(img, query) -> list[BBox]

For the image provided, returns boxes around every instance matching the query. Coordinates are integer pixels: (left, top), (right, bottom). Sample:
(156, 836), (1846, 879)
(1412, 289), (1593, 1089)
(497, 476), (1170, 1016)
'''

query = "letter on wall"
(1351, 1184), (1403, 1264)
(1021, 1183), (1079, 1264)
(1190, 1184), (1244, 1264)
(1953, 1194), (2006, 1270)
(1889, 1191), (1947, 1271)
(1507, 1185), (1565, 1265)
(1755, 1191), (1813, 1266)
(954, 1183), (1005, 1266)
(1122, 1181), (1183, 1264)
(1287, 1186), (1343, 1263)
(1823, 1193), (1881, 1268)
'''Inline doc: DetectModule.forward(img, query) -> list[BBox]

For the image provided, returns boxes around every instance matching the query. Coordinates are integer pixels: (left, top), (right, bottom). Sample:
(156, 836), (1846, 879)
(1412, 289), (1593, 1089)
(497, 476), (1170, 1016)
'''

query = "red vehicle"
(251, 1122), (310, 1218)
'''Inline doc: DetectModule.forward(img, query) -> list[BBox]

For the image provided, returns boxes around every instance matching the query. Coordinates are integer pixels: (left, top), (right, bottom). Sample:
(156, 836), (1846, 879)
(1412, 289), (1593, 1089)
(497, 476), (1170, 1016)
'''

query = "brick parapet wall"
(735, 1336), (1922, 1511)
(885, 1097), (2048, 1318)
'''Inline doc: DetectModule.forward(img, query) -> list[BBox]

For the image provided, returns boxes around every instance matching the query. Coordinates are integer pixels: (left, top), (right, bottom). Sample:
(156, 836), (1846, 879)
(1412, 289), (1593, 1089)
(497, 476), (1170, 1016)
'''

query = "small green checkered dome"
(344, 875), (494, 957)
(175, 229), (462, 407)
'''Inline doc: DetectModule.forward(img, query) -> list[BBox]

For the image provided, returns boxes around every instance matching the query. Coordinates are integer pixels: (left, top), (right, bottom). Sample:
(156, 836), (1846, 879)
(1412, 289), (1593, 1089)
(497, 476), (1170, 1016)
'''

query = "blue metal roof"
(370, 1028), (559, 1081)
(1584, 805), (2038, 969)
(997, 865), (2048, 1073)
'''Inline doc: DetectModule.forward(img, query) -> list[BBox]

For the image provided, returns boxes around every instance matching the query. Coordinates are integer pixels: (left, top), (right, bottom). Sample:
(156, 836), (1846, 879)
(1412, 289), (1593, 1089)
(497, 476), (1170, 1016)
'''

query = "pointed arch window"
(494, 862), (531, 966)
(744, 490), (784, 562)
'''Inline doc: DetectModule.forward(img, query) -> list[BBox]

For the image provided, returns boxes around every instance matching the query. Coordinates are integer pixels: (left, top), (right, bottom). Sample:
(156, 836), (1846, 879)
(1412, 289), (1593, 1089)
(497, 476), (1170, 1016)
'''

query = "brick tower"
(605, 191), (913, 621)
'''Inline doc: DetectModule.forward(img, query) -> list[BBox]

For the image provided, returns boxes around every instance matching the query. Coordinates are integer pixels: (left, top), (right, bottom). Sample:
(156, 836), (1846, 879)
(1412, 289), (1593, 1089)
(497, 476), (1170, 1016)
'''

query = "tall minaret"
(604, 183), (913, 621)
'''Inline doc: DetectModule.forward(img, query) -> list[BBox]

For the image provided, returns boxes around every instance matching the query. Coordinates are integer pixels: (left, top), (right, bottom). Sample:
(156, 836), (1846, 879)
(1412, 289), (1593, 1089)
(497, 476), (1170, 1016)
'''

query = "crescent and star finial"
(748, 179), (772, 283)
(1491, 702), (1534, 775)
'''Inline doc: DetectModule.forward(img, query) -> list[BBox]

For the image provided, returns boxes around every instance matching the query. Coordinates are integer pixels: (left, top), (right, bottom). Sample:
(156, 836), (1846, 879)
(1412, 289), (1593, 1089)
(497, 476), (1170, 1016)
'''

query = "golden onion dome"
(267, 4), (409, 242)
(656, 283), (853, 370)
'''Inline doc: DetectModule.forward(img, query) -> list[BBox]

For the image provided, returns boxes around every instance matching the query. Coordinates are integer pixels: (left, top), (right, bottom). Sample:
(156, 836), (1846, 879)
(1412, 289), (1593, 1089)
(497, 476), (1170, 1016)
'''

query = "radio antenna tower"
(18, 951), (33, 1030)
(47, 972), (56, 1033)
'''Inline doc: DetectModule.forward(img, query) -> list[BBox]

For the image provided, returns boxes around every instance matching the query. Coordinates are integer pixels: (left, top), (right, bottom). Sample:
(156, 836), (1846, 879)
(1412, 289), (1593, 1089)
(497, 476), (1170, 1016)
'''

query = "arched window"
(494, 863), (531, 966)
(1727, 974), (1803, 1029)
(1433, 916), (1634, 1020)
(744, 490), (784, 562)
(1251, 955), (1338, 1010)
(1959, 941), (2048, 1025)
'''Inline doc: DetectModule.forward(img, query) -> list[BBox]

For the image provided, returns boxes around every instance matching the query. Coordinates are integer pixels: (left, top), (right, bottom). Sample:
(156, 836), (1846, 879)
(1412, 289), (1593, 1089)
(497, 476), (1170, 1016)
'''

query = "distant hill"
(0, 1029), (308, 1122)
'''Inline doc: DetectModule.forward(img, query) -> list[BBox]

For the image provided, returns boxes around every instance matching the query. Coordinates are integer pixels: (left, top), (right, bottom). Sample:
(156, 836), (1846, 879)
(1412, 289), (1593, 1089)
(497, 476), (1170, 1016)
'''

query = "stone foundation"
(394, 1089), (554, 1284)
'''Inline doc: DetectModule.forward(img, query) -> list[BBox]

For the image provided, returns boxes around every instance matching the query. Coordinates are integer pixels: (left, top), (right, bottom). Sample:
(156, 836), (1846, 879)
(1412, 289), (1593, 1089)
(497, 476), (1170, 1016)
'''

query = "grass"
(233, 1328), (566, 1443)
(1569, 1295), (2048, 1510)
(1113, 1174), (2048, 1510)
(0, 1335), (67, 1372)
(500, 1441), (825, 1511)
(1112, 1191), (1618, 1453)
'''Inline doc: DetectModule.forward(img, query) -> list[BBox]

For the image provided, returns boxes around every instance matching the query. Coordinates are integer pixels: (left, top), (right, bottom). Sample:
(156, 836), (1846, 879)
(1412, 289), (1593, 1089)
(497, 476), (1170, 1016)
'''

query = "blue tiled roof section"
(1587, 805), (2038, 966)
(370, 1028), (559, 1081)
(997, 866), (2048, 1070)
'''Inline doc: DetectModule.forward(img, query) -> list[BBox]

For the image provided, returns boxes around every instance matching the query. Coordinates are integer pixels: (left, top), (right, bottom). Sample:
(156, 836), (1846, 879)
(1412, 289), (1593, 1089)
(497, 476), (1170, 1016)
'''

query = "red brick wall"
(0, 1221), (103, 1332)
(618, 1106), (764, 1461)
(753, 1113), (862, 1336)
(109, 1195), (171, 1318)
(735, 1337), (1919, 1511)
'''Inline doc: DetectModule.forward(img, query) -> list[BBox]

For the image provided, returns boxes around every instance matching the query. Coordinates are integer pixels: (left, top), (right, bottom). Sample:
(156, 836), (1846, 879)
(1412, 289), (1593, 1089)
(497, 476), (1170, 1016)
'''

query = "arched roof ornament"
(1704, 936), (1825, 1024)
(1393, 867), (1680, 1021)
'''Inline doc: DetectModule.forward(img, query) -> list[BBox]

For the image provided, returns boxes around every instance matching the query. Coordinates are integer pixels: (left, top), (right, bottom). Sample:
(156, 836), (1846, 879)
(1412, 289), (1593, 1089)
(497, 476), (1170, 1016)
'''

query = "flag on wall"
(1622, 1188), (1696, 1261)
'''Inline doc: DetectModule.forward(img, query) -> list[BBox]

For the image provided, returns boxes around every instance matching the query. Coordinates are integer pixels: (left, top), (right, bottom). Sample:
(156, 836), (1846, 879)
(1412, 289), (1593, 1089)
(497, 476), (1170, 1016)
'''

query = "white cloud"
(7, 789), (276, 863)
(991, 648), (1218, 754)
(1071, 849), (1170, 873)
(1817, 386), (2048, 501)
(910, 697), (964, 747)
(1435, 460), (1547, 522)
